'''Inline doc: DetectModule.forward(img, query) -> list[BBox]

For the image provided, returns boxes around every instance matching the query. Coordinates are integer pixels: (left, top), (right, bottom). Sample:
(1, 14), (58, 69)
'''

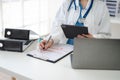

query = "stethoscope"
(67, 0), (94, 24)
(67, 0), (77, 11)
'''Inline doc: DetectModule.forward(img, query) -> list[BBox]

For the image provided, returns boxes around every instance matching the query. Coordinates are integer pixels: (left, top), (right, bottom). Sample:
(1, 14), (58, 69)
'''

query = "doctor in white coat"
(40, 0), (111, 50)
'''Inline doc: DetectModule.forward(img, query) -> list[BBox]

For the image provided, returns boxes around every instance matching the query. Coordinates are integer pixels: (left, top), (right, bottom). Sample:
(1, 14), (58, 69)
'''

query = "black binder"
(0, 28), (35, 52)
(0, 40), (22, 52)
(5, 28), (30, 40)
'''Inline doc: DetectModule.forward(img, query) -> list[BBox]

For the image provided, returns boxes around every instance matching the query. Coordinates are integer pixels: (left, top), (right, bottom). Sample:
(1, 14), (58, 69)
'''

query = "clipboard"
(61, 24), (88, 39)
(27, 44), (73, 63)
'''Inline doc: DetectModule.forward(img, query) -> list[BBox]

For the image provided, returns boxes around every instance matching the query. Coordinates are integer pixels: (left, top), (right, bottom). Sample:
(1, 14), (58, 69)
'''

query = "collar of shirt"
(75, 0), (91, 10)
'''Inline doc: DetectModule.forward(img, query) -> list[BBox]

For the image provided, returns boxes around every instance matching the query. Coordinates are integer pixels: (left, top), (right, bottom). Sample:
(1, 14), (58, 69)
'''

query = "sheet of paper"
(27, 44), (73, 62)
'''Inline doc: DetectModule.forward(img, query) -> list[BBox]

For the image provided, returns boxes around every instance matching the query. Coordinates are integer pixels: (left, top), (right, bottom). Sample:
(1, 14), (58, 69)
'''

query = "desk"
(0, 41), (120, 80)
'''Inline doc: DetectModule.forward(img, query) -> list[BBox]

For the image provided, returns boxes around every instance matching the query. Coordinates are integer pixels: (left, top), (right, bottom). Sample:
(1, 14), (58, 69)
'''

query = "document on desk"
(27, 44), (73, 63)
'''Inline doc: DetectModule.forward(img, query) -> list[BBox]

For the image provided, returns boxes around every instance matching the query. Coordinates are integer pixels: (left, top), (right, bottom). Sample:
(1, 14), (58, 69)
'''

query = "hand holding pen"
(39, 36), (54, 50)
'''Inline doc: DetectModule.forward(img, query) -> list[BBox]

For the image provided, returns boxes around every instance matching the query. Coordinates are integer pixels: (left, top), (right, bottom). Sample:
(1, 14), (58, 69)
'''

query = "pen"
(43, 35), (52, 49)
(46, 35), (52, 44)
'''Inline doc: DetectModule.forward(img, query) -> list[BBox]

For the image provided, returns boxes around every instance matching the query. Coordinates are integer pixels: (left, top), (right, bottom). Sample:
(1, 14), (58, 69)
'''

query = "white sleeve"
(93, 3), (111, 38)
(49, 0), (70, 44)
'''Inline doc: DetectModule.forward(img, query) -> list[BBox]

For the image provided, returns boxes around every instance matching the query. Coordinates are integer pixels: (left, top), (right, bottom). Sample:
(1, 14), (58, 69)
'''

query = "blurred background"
(0, 0), (120, 38)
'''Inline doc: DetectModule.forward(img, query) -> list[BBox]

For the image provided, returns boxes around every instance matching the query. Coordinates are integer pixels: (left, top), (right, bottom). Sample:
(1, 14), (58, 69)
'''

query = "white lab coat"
(49, 0), (111, 44)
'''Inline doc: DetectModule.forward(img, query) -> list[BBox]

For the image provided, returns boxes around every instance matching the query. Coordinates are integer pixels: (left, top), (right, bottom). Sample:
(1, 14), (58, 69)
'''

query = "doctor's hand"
(39, 39), (54, 50)
(77, 33), (94, 38)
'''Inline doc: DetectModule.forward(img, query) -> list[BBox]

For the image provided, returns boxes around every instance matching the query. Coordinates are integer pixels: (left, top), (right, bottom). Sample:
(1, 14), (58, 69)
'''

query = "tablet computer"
(61, 24), (88, 39)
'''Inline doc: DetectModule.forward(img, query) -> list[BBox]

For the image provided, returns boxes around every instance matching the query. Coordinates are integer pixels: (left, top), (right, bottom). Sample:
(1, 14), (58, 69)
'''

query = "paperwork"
(27, 44), (73, 63)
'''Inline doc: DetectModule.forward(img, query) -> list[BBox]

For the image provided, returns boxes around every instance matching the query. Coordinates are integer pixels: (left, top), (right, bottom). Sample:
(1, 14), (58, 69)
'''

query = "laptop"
(71, 38), (120, 70)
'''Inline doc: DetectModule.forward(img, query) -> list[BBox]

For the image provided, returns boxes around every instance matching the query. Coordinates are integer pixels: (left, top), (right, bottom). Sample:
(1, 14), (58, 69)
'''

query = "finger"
(39, 40), (47, 49)
(39, 43), (44, 49)
(44, 42), (52, 50)
(42, 40), (47, 44)
(82, 34), (93, 38)
(78, 35), (85, 38)
(40, 42), (46, 48)
(88, 33), (91, 35)
(77, 35), (82, 38)
(77, 35), (80, 38)
(82, 34), (88, 38)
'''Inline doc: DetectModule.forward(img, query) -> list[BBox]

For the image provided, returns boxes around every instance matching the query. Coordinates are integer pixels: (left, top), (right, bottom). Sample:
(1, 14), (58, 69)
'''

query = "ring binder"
(0, 28), (37, 52)
(5, 28), (30, 40)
